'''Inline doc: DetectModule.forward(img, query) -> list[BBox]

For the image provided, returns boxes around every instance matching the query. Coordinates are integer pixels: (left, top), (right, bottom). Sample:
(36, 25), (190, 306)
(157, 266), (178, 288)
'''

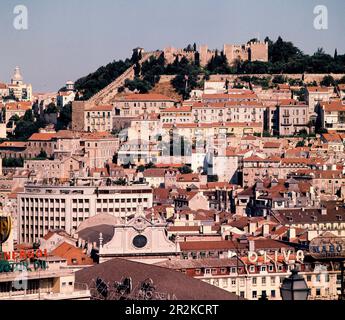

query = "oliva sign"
(309, 236), (345, 260)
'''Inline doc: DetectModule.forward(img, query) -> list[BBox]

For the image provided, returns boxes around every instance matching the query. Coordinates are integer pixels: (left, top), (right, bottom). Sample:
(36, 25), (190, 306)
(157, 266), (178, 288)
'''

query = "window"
(252, 291), (257, 299)
(240, 292), (245, 298)
(195, 269), (201, 275)
(205, 269), (211, 274)
(316, 288), (321, 296)
(271, 277), (276, 285)
(325, 274), (330, 282)
(261, 266), (266, 272)
(221, 268), (227, 274)
(231, 279), (236, 286)
(252, 277), (257, 285)
(307, 275), (312, 282)
(271, 290), (276, 298)
(262, 277), (266, 285)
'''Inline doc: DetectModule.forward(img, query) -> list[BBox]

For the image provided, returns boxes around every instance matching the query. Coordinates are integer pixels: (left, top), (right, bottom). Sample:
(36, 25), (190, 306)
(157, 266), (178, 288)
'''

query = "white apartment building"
(192, 101), (265, 124)
(114, 93), (177, 118)
(18, 183), (153, 243)
(306, 86), (333, 115)
(320, 100), (345, 131)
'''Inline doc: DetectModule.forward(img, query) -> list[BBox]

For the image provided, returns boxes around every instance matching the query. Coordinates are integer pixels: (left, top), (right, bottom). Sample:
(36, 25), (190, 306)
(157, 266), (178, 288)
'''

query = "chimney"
(262, 224), (270, 237)
(249, 240), (255, 252)
(249, 222), (257, 235)
(288, 228), (296, 241)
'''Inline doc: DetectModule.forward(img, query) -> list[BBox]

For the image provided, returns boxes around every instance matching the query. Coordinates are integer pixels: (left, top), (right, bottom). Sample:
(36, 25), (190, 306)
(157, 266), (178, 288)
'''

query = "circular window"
(132, 235), (148, 249)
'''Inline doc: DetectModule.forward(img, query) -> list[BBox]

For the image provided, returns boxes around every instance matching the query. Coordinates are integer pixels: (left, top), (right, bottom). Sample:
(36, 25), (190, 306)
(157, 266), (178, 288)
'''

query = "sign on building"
(309, 236), (345, 260)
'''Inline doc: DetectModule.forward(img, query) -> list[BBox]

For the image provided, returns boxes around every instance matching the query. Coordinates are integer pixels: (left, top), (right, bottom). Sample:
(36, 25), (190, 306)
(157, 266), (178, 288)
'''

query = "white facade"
(18, 183), (153, 243)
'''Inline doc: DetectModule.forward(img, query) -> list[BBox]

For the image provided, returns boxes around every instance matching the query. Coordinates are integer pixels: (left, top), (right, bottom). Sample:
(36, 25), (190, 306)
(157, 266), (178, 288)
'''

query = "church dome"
(12, 66), (23, 82)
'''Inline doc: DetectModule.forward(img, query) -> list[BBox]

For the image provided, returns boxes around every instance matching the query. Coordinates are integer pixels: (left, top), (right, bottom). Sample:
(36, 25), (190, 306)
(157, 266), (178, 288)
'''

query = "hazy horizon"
(0, 0), (344, 92)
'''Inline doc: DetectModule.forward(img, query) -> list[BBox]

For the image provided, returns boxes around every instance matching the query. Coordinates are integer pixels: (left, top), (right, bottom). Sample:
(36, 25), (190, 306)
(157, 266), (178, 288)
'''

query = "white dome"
(12, 66), (23, 82)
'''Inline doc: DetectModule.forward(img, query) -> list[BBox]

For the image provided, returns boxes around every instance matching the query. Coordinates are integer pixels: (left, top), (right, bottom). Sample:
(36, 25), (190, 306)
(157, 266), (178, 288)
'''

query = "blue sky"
(0, 0), (344, 92)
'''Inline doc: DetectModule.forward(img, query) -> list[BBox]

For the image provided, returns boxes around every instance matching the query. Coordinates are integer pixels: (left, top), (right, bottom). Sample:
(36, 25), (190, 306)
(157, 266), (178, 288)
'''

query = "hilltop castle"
(162, 40), (268, 66)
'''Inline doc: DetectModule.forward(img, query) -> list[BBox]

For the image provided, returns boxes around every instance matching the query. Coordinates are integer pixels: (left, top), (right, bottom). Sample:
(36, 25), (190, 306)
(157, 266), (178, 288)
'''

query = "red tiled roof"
(51, 242), (94, 266)
(28, 132), (57, 141)
(307, 86), (330, 93)
(0, 141), (26, 148)
(5, 101), (32, 111)
(88, 105), (113, 111)
(322, 100), (345, 112)
(118, 93), (177, 102)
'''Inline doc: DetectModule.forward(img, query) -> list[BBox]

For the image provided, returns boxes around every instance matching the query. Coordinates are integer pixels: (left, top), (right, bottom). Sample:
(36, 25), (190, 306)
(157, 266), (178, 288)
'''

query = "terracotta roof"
(307, 86), (330, 93)
(28, 132), (57, 141)
(88, 105), (113, 111)
(51, 242), (94, 266)
(273, 204), (345, 224)
(143, 168), (166, 177)
(263, 141), (281, 149)
(0, 141), (26, 148)
(117, 93), (177, 102)
(168, 226), (200, 232)
(322, 133), (343, 143)
(176, 174), (200, 183)
(202, 93), (258, 100)
(161, 106), (191, 113)
(5, 101), (32, 111)
(322, 100), (345, 112)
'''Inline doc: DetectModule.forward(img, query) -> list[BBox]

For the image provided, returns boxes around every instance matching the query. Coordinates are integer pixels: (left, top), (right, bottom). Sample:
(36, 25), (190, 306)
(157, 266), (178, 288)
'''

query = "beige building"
(114, 93), (177, 118)
(82, 132), (119, 169)
(160, 106), (192, 124)
(84, 105), (114, 132)
(278, 102), (309, 136)
(306, 86), (333, 115)
(5, 102), (32, 133)
(319, 100), (345, 131)
(24, 157), (82, 180)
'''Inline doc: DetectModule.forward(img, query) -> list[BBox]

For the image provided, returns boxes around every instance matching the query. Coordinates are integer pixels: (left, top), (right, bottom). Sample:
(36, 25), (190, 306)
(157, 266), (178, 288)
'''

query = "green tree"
(320, 75), (336, 87)
(179, 165), (193, 174)
(56, 102), (72, 130)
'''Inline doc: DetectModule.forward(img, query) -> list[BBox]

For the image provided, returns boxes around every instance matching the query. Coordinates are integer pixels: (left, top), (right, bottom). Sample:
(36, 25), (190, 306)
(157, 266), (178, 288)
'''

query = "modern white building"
(17, 182), (153, 243)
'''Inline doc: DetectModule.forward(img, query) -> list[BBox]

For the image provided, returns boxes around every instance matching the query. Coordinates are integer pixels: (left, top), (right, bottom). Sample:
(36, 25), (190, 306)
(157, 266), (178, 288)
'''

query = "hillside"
(71, 37), (345, 102)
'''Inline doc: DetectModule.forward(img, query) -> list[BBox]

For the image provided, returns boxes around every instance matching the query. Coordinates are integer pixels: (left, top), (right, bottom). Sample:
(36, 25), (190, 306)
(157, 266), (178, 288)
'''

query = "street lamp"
(280, 269), (310, 301)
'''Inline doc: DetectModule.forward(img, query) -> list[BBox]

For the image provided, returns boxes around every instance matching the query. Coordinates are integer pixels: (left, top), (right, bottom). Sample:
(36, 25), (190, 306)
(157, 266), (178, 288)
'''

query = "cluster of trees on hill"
(7, 101), (72, 141)
(75, 59), (132, 100)
(72, 36), (345, 100)
(236, 37), (345, 74)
